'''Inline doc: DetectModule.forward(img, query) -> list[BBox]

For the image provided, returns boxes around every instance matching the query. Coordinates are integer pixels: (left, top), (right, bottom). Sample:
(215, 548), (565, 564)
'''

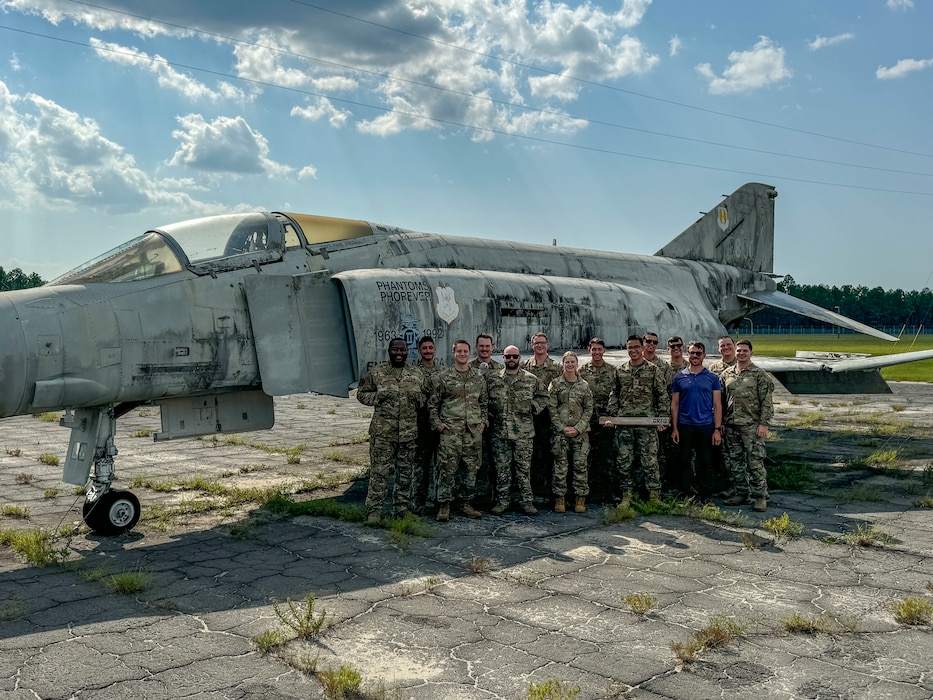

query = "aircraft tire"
(83, 490), (141, 535)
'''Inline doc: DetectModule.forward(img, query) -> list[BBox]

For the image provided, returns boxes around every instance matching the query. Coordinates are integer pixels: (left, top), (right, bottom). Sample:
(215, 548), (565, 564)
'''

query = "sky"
(0, 0), (931, 290)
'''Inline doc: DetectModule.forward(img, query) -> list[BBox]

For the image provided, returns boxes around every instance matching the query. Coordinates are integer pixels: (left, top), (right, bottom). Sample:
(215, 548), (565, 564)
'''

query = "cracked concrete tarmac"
(1, 383), (932, 699)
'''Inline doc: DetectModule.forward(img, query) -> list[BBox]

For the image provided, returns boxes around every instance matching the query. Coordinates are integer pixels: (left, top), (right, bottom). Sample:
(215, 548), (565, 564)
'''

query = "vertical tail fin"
(655, 182), (777, 273)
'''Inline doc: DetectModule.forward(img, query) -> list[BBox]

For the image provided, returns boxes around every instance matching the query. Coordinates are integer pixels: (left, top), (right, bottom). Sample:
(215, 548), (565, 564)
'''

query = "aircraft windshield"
(50, 233), (184, 285)
(159, 212), (283, 263)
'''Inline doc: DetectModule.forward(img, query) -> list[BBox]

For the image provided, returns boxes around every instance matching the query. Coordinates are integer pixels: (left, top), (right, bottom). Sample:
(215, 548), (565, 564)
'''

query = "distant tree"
(0, 266), (45, 291)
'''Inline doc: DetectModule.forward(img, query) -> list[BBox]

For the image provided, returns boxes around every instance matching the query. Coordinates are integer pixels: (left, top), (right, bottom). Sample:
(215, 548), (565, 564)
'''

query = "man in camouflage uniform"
(470, 332), (501, 504)
(486, 345), (548, 515)
(721, 339), (774, 512)
(413, 336), (442, 514)
(549, 352), (593, 513)
(708, 335), (738, 494)
(579, 337), (616, 503)
(657, 336), (687, 491)
(357, 338), (428, 522)
(522, 332), (562, 501)
(603, 335), (668, 506)
(642, 331), (662, 366)
(429, 339), (488, 522)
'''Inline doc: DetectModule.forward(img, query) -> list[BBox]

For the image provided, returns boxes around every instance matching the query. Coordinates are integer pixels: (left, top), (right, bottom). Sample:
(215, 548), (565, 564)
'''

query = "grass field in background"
(744, 334), (933, 383)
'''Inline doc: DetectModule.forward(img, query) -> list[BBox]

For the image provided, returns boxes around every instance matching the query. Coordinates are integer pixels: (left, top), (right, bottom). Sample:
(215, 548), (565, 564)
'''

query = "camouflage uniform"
(470, 356), (502, 503)
(548, 376), (593, 497)
(413, 361), (443, 512)
(486, 368), (548, 508)
(357, 363), (427, 516)
(579, 361), (617, 502)
(522, 356), (562, 499)
(657, 360), (687, 490)
(708, 358), (738, 494)
(606, 360), (667, 496)
(721, 362), (774, 500)
(429, 367), (489, 505)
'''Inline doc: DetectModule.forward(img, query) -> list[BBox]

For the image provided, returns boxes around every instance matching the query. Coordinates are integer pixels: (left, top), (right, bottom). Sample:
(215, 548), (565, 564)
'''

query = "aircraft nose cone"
(0, 295), (27, 417)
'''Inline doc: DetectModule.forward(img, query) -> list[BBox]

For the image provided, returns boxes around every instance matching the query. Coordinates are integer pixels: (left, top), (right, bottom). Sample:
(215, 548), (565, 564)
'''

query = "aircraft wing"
(754, 348), (933, 373)
(739, 290), (898, 342)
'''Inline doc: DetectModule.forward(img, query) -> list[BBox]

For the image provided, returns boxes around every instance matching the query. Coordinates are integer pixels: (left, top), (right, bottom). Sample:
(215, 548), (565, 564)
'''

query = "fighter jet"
(1, 182), (929, 534)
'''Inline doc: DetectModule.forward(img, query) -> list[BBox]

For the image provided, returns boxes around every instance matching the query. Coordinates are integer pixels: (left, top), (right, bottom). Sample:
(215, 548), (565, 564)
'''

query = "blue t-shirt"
(671, 367), (721, 426)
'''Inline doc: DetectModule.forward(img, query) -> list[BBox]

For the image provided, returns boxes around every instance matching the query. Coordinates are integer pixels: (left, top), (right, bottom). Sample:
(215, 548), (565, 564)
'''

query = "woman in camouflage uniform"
(548, 351), (594, 513)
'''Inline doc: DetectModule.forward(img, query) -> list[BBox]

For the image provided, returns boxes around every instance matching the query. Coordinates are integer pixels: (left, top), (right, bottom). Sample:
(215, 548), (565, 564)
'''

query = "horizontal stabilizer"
(756, 348), (933, 373)
(739, 290), (897, 342)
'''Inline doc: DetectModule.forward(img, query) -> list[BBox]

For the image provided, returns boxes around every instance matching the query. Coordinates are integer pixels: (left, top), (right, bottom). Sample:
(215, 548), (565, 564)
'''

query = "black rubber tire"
(83, 490), (141, 535)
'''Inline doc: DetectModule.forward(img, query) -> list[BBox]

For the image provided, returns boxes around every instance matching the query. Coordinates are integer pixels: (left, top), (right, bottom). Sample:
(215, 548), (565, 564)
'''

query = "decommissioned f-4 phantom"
(1, 182), (929, 534)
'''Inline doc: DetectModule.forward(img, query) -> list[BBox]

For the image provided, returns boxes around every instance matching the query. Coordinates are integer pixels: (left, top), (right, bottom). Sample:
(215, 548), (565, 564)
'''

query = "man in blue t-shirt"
(670, 341), (722, 499)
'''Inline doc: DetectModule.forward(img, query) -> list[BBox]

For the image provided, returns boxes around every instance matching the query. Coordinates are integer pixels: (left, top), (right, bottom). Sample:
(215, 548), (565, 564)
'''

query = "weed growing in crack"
(840, 522), (896, 548)
(890, 597), (933, 625)
(670, 616), (747, 664)
(624, 593), (657, 615)
(761, 512), (804, 540)
(527, 679), (581, 699)
(781, 613), (832, 634)
(271, 593), (331, 640)
(465, 555), (493, 574)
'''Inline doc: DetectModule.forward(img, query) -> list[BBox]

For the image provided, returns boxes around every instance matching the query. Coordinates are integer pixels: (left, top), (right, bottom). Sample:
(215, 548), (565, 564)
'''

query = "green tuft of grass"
(865, 449), (899, 467)
(913, 495), (933, 509)
(33, 412), (61, 422)
(624, 593), (657, 615)
(786, 412), (822, 428)
(252, 628), (282, 654)
(527, 679), (582, 700)
(671, 615), (747, 665)
(266, 494), (367, 523)
(781, 612), (832, 634)
(38, 453), (60, 466)
(272, 593), (331, 640)
(599, 503), (636, 524)
(840, 522), (896, 548)
(761, 512), (804, 540)
(130, 428), (155, 438)
(1, 504), (29, 518)
(0, 527), (70, 567)
(767, 463), (814, 491)
(890, 596), (933, 625)
(465, 555), (494, 574)
(318, 664), (362, 699)
(43, 489), (59, 499)
(836, 484), (887, 504)
(0, 598), (25, 621)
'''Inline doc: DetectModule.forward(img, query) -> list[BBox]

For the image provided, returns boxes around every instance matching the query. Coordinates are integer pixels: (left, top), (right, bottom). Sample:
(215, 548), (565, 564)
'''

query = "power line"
(1, 22), (932, 196)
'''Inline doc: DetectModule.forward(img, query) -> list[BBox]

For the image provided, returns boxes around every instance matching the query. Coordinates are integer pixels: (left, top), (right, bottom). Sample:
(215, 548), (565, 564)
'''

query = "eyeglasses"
(688, 350), (704, 356)
(643, 338), (658, 344)
(504, 354), (519, 359)
(668, 343), (683, 348)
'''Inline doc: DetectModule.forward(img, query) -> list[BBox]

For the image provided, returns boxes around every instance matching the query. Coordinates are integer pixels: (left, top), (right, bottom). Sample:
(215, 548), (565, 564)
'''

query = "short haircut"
(667, 335), (683, 345)
(688, 340), (706, 353)
(626, 334), (643, 345)
(452, 338), (471, 351)
(588, 337), (606, 348)
(475, 332), (493, 344)
(531, 332), (548, 342)
(643, 331), (659, 339)
(388, 337), (407, 347)
(718, 335), (734, 343)
(417, 336), (435, 348)
(736, 339), (753, 350)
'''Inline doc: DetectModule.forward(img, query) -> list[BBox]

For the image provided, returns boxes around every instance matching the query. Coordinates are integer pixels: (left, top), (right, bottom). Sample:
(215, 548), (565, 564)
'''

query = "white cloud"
(169, 114), (291, 176)
(876, 57), (933, 79)
(0, 79), (209, 213)
(291, 98), (352, 128)
(886, 0), (914, 10)
(90, 38), (246, 102)
(669, 36), (681, 57)
(808, 33), (855, 51)
(298, 165), (318, 179)
(696, 37), (792, 94)
(233, 40), (310, 88)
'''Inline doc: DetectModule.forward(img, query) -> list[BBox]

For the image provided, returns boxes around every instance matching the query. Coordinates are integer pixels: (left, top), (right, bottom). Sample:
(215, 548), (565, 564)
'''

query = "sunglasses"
(688, 350), (704, 356)
(504, 354), (520, 359)
(643, 338), (658, 344)
(668, 343), (683, 348)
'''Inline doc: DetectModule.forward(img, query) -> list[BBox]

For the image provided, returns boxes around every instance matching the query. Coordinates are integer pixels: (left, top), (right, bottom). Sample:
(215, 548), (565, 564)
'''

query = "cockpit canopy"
(50, 213), (304, 285)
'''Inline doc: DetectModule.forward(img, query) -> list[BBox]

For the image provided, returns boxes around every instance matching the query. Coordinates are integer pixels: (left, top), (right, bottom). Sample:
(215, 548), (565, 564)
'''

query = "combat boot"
(366, 511), (381, 524)
(491, 501), (508, 516)
(462, 503), (482, 519)
(574, 497), (586, 513)
(554, 496), (565, 513)
(752, 498), (767, 512)
(522, 502), (538, 516)
(619, 491), (632, 509)
(436, 503), (450, 522)
(724, 494), (749, 506)
(648, 490), (661, 502)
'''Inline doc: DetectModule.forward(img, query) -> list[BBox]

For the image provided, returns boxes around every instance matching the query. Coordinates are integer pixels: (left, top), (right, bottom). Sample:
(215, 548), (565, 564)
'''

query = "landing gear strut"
(62, 404), (142, 536)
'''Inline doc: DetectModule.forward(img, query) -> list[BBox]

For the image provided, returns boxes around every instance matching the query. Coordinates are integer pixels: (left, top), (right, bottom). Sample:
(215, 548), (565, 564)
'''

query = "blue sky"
(0, 0), (930, 290)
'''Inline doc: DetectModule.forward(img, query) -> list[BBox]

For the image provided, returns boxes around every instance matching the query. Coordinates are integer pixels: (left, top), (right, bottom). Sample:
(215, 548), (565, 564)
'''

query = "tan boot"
(522, 502), (539, 516)
(366, 511), (381, 524)
(554, 497), (565, 513)
(619, 491), (632, 509)
(436, 504), (450, 522)
(648, 490), (661, 502)
(752, 498), (767, 512)
(491, 502), (508, 516)
(574, 497), (586, 513)
(462, 503), (482, 519)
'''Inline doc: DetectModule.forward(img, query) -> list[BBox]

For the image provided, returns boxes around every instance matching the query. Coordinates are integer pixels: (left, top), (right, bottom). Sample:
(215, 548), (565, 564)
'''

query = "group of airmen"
(357, 330), (774, 524)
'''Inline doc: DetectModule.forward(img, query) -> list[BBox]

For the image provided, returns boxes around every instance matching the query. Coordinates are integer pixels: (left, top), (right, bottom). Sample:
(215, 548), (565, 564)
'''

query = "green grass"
(746, 335), (933, 382)
(767, 463), (815, 491)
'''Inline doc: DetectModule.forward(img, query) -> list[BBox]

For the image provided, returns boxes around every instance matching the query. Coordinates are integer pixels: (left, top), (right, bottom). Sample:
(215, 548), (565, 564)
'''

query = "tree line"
(0, 266), (44, 291)
(754, 275), (933, 331)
